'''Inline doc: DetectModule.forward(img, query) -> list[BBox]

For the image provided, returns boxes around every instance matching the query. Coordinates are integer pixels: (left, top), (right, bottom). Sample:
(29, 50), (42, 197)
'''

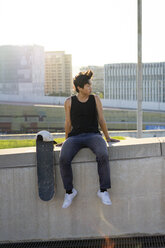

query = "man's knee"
(59, 154), (72, 167)
(96, 152), (109, 163)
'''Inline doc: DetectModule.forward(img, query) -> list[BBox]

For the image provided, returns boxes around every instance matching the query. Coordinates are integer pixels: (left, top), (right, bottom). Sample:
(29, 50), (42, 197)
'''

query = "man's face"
(79, 80), (92, 95)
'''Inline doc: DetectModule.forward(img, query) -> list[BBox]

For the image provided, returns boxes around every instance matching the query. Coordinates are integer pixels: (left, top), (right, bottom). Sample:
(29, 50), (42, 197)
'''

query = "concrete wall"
(0, 138), (165, 242)
(102, 99), (165, 111)
(1, 93), (165, 111)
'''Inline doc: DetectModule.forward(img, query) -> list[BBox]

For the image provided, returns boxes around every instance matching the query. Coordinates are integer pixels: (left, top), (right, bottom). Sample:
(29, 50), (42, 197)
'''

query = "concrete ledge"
(159, 137), (165, 156)
(0, 137), (165, 242)
(0, 147), (36, 168)
(0, 137), (163, 169)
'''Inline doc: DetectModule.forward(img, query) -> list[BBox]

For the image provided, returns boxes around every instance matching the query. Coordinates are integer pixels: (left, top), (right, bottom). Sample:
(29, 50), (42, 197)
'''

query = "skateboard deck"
(36, 138), (55, 201)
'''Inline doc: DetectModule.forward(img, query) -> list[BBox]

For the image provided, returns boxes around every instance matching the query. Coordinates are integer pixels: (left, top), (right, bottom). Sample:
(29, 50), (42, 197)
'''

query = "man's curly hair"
(73, 70), (93, 93)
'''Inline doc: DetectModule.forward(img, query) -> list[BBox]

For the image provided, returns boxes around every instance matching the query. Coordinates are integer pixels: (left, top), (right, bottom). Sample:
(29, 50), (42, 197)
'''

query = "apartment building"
(0, 45), (45, 96)
(45, 51), (72, 96)
(104, 62), (165, 102)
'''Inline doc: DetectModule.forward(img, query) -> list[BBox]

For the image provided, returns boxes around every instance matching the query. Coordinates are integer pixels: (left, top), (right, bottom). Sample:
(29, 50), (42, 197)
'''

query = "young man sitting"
(59, 70), (119, 208)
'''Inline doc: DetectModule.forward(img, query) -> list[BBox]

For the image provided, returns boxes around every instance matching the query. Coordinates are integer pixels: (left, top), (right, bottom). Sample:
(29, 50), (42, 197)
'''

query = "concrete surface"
(0, 137), (165, 242)
(1, 130), (165, 140)
(1, 93), (165, 111)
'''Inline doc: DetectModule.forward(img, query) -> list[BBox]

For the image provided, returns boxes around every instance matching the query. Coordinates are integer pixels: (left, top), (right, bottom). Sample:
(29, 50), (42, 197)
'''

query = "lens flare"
(102, 236), (115, 248)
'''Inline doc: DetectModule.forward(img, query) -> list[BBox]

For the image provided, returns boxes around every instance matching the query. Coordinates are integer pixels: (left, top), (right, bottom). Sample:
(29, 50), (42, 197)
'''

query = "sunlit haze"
(0, 0), (165, 73)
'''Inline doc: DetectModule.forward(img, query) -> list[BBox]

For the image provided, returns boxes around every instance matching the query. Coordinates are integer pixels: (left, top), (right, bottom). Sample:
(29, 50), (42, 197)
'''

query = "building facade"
(45, 51), (72, 96)
(0, 45), (45, 96)
(80, 65), (104, 95)
(104, 62), (165, 102)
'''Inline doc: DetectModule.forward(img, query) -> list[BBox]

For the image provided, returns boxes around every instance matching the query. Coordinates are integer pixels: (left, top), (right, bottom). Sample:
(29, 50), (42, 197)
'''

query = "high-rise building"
(80, 65), (104, 94)
(45, 51), (72, 96)
(104, 62), (165, 102)
(0, 45), (45, 96)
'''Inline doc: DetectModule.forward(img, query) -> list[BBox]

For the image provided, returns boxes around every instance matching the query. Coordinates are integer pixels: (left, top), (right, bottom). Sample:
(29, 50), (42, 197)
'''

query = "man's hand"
(106, 137), (120, 143)
(56, 142), (64, 147)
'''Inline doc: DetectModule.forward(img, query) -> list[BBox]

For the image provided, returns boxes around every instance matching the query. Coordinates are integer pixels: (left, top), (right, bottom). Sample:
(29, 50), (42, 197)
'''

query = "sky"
(0, 0), (165, 72)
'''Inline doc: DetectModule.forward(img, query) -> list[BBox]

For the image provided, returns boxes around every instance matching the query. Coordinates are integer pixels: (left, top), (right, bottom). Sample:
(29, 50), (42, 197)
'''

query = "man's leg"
(84, 133), (111, 190)
(59, 136), (83, 191)
(59, 136), (84, 208)
(83, 133), (111, 205)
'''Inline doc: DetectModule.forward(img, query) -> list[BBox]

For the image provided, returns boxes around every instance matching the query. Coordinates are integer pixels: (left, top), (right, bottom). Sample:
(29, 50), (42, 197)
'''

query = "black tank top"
(68, 95), (100, 137)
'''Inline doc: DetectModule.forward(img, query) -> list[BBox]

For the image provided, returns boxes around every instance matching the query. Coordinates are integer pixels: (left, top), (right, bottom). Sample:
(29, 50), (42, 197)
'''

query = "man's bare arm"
(95, 95), (119, 142)
(64, 97), (72, 139)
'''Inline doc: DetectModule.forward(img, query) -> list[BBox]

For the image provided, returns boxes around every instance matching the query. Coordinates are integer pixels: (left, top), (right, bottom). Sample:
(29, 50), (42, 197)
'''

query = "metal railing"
(1, 235), (165, 248)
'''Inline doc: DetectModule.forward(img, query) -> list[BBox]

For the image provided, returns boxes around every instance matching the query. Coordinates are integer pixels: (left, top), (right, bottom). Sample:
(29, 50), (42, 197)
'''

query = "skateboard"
(36, 131), (56, 201)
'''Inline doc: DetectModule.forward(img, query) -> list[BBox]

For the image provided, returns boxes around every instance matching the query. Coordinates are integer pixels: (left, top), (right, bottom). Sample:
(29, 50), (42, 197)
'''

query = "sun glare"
(0, 0), (165, 66)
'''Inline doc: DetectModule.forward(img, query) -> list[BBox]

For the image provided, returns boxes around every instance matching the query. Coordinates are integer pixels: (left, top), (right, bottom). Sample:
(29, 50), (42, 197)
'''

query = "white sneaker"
(97, 190), (112, 205)
(62, 188), (77, 208)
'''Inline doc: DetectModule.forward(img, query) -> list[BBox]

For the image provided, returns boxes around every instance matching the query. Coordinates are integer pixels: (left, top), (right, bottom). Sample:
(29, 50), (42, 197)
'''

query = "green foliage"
(0, 136), (125, 149)
(99, 92), (104, 98)
(0, 138), (65, 149)
(111, 136), (125, 140)
(0, 139), (36, 149)
(92, 91), (104, 98)
(47, 92), (70, 97)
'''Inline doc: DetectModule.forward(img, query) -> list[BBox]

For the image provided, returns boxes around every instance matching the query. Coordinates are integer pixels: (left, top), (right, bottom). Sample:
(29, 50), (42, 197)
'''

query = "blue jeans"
(59, 133), (111, 191)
